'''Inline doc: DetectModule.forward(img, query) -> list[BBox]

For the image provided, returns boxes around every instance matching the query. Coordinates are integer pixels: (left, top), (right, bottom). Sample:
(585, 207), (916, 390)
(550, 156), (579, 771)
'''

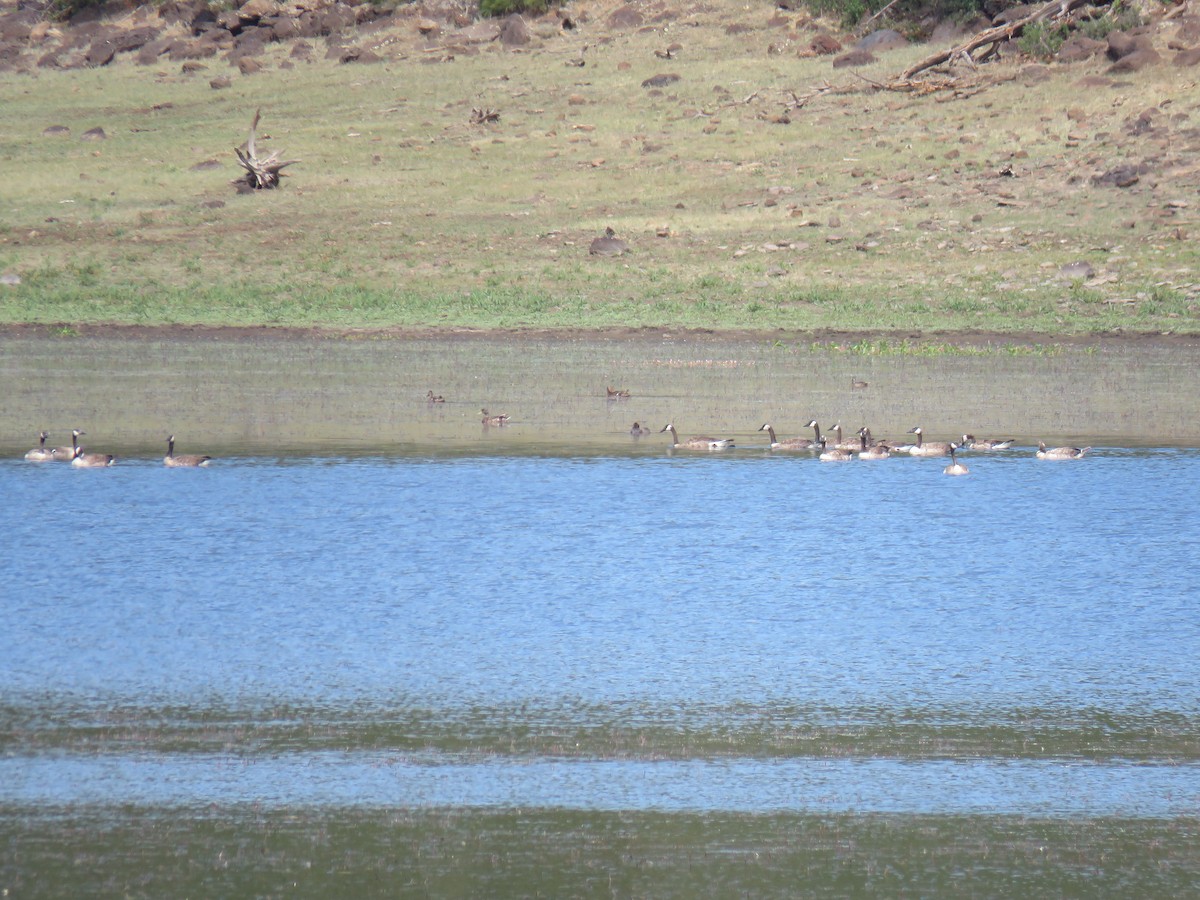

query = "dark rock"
(136, 37), (173, 65)
(210, 74), (232, 88)
(237, 55), (261, 73)
(993, 3), (1035, 24)
(86, 41), (115, 66)
(81, 126), (107, 140)
(641, 72), (680, 88)
(499, 13), (529, 46)
(1174, 46), (1200, 67)
(607, 5), (644, 29)
(807, 33), (841, 55)
(43, 125), (70, 137)
(1057, 35), (1105, 63)
(833, 48), (875, 67)
(180, 59), (207, 73)
(855, 29), (905, 52)
(290, 40), (313, 58)
(1092, 164), (1140, 187)
(1109, 48), (1160, 72)
(339, 46), (381, 63)
(1107, 30), (1153, 61)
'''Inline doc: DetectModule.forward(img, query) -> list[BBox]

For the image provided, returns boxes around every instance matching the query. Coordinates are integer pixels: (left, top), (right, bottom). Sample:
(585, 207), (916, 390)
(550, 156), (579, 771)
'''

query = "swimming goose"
(660, 423), (734, 450)
(962, 434), (1015, 451)
(426, 391), (446, 403)
(819, 442), (853, 461)
(630, 421), (651, 437)
(51, 429), (86, 461)
(759, 423), (820, 451)
(481, 408), (511, 426)
(164, 435), (212, 467)
(943, 445), (970, 475)
(70, 431), (114, 468)
(856, 427), (890, 460)
(24, 431), (55, 462)
(905, 427), (954, 457)
(1036, 441), (1090, 460)
(827, 423), (861, 451)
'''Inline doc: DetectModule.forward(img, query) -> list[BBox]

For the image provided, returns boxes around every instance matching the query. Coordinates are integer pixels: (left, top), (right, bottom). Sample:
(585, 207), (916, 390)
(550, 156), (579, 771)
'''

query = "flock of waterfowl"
(641, 420), (1091, 476)
(22, 430), (211, 468)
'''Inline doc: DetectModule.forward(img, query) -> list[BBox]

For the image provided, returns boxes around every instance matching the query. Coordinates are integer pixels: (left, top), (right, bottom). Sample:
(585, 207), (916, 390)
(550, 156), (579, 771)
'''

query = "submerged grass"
(3, 806), (1199, 897)
(0, 21), (1197, 334)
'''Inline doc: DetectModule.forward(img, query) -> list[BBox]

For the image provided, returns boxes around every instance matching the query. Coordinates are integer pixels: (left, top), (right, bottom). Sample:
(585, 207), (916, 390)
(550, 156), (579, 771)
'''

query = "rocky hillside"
(2, 0), (1199, 77)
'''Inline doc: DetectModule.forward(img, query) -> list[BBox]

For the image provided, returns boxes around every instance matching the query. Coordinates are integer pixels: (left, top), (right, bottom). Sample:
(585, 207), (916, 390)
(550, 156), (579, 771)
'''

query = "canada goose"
(943, 445), (970, 475)
(827, 423), (861, 451)
(164, 435), (212, 467)
(51, 429), (85, 461)
(606, 386), (632, 400)
(24, 431), (55, 462)
(70, 430), (114, 468)
(630, 421), (651, 437)
(481, 408), (511, 427)
(905, 426), (954, 457)
(962, 434), (1015, 451)
(426, 391), (446, 403)
(759, 423), (820, 451)
(856, 427), (890, 460)
(1036, 441), (1091, 460)
(819, 443), (853, 461)
(660, 423), (734, 450)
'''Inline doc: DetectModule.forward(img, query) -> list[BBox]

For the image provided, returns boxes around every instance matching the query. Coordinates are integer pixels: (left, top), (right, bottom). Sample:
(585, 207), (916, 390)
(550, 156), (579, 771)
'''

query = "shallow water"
(3, 333), (1199, 892)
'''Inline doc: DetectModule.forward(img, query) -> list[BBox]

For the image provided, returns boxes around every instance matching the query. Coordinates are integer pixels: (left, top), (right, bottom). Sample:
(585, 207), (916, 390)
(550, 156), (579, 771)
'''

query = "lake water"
(2, 332), (1199, 892)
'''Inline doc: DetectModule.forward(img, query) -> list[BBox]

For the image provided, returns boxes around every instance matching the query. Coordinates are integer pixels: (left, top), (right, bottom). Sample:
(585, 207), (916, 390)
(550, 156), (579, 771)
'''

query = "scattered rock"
(200, 199), (226, 208)
(589, 226), (629, 256)
(190, 158), (222, 170)
(1057, 35), (1105, 63)
(237, 56), (261, 74)
(1174, 46), (1200, 67)
(1092, 164), (1140, 188)
(806, 33), (842, 55)
(641, 72), (680, 88)
(607, 5), (644, 29)
(1109, 48), (1160, 72)
(855, 29), (906, 52)
(81, 126), (107, 140)
(42, 125), (69, 137)
(210, 74), (232, 89)
(499, 14), (529, 47)
(1059, 261), (1094, 280)
(832, 49), (875, 67)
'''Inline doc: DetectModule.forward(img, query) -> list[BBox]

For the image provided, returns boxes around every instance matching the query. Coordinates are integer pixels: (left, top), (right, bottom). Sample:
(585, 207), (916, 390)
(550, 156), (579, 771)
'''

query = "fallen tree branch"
(898, 0), (1095, 82)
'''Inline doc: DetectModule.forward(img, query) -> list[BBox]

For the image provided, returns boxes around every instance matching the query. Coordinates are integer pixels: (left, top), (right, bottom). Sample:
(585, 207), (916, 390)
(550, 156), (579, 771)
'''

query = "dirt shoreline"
(3, 322), (1198, 349)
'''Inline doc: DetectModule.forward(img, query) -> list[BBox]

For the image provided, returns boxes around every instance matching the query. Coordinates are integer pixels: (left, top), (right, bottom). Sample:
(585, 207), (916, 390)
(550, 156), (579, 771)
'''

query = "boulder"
(855, 28), (905, 52)
(833, 48), (875, 67)
(499, 13), (529, 46)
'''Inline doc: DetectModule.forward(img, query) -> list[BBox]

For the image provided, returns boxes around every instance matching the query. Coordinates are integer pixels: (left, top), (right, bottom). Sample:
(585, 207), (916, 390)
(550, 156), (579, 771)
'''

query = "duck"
(905, 426), (954, 457)
(856, 427), (890, 460)
(481, 408), (511, 427)
(630, 421), (652, 437)
(962, 434), (1015, 451)
(24, 431), (55, 462)
(826, 423), (861, 451)
(70, 431), (114, 468)
(606, 386), (632, 400)
(850, 378), (869, 390)
(1036, 441), (1091, 460)
(943, 445), (970, 475)
(164, 435), (212, 467)
(426, 391), (446, 403)
(759, 423), (820, 451)
(660, 423), (734, 450)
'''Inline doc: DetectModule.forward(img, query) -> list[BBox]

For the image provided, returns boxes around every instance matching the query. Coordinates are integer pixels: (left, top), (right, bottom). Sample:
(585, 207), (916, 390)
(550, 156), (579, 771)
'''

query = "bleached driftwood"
(233, 109), (299, 190)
